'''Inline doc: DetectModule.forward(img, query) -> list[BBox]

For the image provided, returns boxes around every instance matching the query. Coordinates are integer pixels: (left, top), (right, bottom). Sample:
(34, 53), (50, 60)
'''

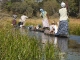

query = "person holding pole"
(55, 2), (69, 37)
(40, 9), (49, 29)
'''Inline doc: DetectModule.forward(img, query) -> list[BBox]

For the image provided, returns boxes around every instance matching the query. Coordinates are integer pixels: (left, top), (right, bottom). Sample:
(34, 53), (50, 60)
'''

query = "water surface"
(19, 28), (80, 60)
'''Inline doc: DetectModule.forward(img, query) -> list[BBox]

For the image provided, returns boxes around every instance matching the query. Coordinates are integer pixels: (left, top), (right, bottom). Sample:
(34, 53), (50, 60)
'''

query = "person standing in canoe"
(40, 9), (49, 29)
(55, 2), (69, 37)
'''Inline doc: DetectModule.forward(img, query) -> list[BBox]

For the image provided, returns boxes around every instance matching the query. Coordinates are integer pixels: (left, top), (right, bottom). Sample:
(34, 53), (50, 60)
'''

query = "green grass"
(69, 20), (80, 35)
(69, 25), (80, 35)
(0, 23), (59, 60)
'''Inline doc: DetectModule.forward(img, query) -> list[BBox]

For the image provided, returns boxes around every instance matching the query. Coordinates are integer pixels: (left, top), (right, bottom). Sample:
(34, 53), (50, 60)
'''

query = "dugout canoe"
(28, 28), (69, 38)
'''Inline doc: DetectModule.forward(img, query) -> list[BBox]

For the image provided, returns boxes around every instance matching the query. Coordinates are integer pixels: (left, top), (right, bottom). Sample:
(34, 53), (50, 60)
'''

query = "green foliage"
(43, 0), (59, 16)
(1, 0), (80, 17)
(11, 0), (21, 2)
(26, 6), (33, 17)
(4, 1), (12, 11)
(69, 24), (80, 35)
(68, 0), (78, 16)
(11, 2), (28, 13)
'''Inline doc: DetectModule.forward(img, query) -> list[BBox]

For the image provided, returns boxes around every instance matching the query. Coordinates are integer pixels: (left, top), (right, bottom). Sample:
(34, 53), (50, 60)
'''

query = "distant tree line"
(1, 0), (80, 18)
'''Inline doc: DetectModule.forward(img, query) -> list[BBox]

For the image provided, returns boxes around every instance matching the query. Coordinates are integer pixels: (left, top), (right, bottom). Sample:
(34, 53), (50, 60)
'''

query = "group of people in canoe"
(12, 13), (28, 28)
(12, 2), (69, 37)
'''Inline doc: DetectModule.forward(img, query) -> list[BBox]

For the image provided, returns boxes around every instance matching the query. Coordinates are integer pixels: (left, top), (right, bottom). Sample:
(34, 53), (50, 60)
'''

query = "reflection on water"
(19, 28), (27, 35)
(57, 38), (68, 60)
(19, 28), (80, 60)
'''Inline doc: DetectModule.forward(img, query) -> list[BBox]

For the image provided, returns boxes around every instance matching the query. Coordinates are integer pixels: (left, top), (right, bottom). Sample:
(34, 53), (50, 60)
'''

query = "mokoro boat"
(29, 28), (44, 32)
(44, 29), (69, 38)
(28, 27), (69, 38)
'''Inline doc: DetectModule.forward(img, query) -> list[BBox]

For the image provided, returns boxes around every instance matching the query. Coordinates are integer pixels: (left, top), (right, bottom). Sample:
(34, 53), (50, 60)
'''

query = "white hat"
(40, 9), (43, 12)
(61, 2), (66, 7)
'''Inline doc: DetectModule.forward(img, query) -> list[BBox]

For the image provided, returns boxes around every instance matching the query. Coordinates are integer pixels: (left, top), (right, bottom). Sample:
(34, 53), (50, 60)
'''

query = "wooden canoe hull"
(29, 28), (69, 38)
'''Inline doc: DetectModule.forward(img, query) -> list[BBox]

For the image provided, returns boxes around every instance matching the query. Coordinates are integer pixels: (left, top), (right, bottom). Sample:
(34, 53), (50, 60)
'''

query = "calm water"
(19, 28), (80, 60)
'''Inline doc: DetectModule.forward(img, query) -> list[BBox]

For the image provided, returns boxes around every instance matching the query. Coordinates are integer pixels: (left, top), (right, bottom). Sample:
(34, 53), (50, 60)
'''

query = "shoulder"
(45, 11), (47, 13)
(59, 8), (67, 12)
(62, 8), (67, 10)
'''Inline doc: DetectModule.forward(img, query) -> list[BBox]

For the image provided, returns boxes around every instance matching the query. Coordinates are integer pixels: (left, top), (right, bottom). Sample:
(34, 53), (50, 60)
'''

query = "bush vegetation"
(1, 0), (80, 18)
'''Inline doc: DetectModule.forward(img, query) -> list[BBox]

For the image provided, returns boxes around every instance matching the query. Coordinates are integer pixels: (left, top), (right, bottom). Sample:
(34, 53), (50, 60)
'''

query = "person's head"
(40, 8), (44, 12)
(61, 2), (66, 8)
(51, 21), (55, 25)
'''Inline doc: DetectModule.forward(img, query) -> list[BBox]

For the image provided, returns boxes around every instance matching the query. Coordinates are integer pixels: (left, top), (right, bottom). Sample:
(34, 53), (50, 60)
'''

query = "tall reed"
(69, 18), (80, 35)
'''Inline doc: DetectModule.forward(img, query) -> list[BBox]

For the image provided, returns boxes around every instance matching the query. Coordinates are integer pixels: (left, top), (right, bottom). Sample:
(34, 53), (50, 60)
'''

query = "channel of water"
(19, 28), (80, 60)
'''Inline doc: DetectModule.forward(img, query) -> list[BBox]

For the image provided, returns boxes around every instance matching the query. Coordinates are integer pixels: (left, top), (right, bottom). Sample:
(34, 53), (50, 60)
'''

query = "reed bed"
(69, 18), (80, 35)
(0, 27), (59, 60)
(0, 17), (60, 60)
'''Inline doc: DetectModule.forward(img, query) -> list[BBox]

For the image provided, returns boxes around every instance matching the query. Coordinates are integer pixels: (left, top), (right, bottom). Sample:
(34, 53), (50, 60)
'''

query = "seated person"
(49, 21), (58, 34)
(18, 19), (23, 28)
(44, 21), (58, 34)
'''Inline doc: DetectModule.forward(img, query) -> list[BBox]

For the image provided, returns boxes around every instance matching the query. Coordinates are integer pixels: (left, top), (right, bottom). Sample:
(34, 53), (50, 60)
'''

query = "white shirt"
(59, 8), (68, 21)
(21, 15), (28, 22)
(49, 25), (58, 34)
(49, 25), (54, 32)
(53, 25), (58, 34)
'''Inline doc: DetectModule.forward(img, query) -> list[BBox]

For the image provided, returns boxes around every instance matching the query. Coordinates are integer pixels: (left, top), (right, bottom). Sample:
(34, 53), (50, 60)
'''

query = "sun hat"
(61, 2), (66, 7)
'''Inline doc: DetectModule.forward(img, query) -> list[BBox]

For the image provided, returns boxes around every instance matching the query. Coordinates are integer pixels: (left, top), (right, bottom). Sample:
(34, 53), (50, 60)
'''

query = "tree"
(11, 0), (21, 2)
(75, 0), (80, 18)
(56, 0), (79, 17)
(43, 0), (59, 16)
(68, 0), (78, 16)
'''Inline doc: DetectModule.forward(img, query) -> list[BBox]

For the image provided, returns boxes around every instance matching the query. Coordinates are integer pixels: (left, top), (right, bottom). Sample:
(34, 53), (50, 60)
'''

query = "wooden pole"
(65, 0), (69, 15)
(65, 0), (68, 10)
(79, 0), (80, 14)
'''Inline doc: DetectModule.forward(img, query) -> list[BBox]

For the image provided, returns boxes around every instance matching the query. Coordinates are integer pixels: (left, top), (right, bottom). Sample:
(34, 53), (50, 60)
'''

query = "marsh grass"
(69, 18), (80, 35)
(0, 17), (60, 60)
(0, 28), (59, 60)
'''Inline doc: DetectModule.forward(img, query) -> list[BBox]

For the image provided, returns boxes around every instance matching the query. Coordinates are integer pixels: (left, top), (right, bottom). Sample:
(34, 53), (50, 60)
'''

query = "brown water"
(19, 28), (80, 60)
